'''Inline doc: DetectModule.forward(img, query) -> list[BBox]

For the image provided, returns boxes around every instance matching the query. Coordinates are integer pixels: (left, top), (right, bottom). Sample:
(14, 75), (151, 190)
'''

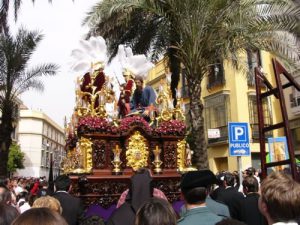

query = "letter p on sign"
(234, 127), (244, 140)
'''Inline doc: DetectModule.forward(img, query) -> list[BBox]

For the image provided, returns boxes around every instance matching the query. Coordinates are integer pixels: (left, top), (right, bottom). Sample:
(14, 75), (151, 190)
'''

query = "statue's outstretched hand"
(143, 110), (150, 116)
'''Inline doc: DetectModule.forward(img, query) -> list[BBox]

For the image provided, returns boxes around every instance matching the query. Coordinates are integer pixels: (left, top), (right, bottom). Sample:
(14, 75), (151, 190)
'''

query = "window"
(46, 152), (49, 168)
(247, 49), (261, 86)
(41, 150), (45, 167)
(248, 94), (272, 140)
(289, 119), (300, 152)
(207, 59), (226, 90)
(290, 87), (300, 108)
(184, 103), (191, 129)
(291, 127), (300, 152)
(204, 92), (230, 144)
(43, 124), (48, 136)
(181, 69), (189, 98)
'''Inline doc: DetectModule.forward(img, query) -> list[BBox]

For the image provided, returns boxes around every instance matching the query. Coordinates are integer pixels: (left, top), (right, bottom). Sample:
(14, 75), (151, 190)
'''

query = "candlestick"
(112, 145), (122, 175)
(176, 89), (181, 99)
(152, 146), (163, 174)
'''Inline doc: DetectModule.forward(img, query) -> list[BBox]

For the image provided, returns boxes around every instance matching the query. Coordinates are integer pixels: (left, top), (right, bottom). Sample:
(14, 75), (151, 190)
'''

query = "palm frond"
(12, 79), (44, 98)
(12, 63), (59, 96)
(0, 0), (10, 34)
(13, 0), (22, 21)
(0, 27), (58, 114)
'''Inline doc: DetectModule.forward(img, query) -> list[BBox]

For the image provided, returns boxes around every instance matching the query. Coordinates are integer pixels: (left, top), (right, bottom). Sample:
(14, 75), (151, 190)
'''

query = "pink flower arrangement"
(155, 120), (186, 136)
(119, 116), (152, 134)
(77, 116), (117, 135)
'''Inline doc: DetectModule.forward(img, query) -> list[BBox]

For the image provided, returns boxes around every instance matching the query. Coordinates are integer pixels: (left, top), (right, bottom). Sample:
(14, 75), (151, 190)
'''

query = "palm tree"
(0, 28), (58, 176)
(0, 0), (52, 34)
(85, 0), (300, 169)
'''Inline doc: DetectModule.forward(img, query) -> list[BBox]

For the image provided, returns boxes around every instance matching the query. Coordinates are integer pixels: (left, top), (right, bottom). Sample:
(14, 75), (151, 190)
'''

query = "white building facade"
(16, 107), (65, 178)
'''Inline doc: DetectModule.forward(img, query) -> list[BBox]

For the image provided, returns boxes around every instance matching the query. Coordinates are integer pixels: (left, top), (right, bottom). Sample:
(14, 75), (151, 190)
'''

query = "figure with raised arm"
(118, 69), (135, 117)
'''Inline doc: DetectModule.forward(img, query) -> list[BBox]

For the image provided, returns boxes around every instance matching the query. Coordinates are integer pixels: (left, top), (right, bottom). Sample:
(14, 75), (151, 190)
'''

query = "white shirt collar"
(273, 222), (298, 225)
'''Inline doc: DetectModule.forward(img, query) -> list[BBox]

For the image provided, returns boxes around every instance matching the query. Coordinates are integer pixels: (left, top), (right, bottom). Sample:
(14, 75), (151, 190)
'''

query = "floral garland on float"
(77, 116), (118, 135)
(119, 116), (152, 134)
(154, 120), (186, 136)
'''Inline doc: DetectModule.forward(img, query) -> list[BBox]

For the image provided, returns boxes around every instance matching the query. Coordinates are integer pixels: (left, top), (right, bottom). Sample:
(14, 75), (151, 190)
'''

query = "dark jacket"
(215, 187), (244, 220)
(240, 193), (267, 225)
(53, 191), (84, 225)
(106, 202), (135, 225)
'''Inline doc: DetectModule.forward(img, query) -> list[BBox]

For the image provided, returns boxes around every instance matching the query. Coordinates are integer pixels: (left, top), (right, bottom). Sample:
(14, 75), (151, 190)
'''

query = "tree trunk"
(187, 75), (208, 169)
(168, 47), (180, 107)
(0, 103), (13, 177)
(168, 26), (181, 107)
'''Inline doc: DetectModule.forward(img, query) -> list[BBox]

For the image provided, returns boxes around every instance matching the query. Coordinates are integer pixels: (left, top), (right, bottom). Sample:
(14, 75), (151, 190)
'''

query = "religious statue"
(185, 143), (193, 167)
(80, 63), (106, 109)
(118, 69), (135, 117)
(130, 75), (157, 117)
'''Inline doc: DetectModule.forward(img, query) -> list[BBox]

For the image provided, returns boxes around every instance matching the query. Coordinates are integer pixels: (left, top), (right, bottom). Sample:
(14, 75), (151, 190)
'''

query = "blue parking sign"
(228, 122), (250, 156)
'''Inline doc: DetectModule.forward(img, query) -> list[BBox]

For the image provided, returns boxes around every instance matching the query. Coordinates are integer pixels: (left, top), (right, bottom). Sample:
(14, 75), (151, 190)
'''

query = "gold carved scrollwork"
(62, 137), (93, 174)
(156, 88), (173, 123)
(177, 139), (186, 171)
(126, 131), (149, 171)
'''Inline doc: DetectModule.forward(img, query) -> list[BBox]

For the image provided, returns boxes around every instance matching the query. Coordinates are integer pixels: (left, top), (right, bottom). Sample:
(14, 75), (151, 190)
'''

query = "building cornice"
(20, 109), (64, 133)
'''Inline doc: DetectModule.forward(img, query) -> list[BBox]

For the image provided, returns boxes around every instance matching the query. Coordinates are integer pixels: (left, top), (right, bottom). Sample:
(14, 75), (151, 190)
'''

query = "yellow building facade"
(147, 51), (285, 173)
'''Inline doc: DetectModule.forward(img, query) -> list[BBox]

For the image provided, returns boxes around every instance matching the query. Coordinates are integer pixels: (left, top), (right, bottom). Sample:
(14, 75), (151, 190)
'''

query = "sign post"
(228, 122), (250, 183)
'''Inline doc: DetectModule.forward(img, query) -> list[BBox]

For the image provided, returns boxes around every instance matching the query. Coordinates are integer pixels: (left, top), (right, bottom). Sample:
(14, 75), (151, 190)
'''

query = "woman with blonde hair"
(32, 196), (62, 214)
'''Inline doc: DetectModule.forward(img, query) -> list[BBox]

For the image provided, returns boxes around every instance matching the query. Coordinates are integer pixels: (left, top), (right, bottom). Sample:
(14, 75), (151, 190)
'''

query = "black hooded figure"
(107, 169), (153, 225)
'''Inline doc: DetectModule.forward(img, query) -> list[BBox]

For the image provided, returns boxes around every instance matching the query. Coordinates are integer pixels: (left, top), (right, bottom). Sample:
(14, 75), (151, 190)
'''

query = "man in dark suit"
(240, 176), (267, 225)
(215, 172), (244, 220)
(53, 175), (84, 225)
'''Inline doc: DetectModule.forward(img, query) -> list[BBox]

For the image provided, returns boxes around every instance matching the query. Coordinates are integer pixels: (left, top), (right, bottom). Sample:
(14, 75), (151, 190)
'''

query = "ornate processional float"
(62, 36), (195, 208)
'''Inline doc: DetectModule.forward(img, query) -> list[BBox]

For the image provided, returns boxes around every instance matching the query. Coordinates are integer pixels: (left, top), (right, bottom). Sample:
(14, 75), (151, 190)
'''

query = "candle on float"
(115, 145), (120, 161)
(181, 102), (186, 113)
(176, 89), (181, 99)
(99, 92), (105, 105)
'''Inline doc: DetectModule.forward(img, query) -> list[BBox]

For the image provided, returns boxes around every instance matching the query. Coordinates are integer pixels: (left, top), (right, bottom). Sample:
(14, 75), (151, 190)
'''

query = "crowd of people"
(1, 168), (300, 225)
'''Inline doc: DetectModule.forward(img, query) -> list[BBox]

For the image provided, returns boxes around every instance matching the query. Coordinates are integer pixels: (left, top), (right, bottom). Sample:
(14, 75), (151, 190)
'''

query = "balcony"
(251, 123), (273, 141)
(206, 64), (226, 90)
(207, 123), (272, 145)
(247, 73), (255, 87)
(291, 96), (300, 115)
